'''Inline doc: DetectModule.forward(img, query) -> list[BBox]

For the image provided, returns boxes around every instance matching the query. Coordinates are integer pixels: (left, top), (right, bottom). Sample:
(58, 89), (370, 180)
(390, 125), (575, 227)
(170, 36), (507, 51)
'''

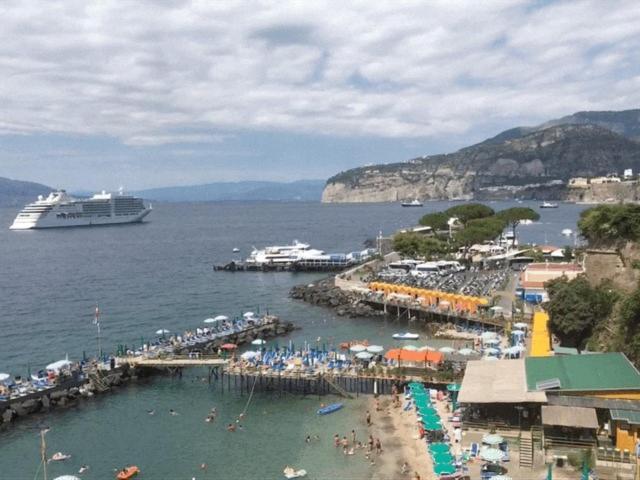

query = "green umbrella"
(433, 452), (455, 464)
(424, 421), (443, 431)
(429, 443), (451, 454)
(446, 383), (461, 392)
(418, 405), (437, 413)
(433, 463), (456, 475)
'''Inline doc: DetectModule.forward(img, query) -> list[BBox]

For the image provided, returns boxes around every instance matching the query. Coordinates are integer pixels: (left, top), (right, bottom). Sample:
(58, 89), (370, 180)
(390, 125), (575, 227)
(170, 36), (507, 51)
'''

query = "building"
(568, 177), (589, 188)
(624, 168), (634, 180)
(519, 262), (584, 302)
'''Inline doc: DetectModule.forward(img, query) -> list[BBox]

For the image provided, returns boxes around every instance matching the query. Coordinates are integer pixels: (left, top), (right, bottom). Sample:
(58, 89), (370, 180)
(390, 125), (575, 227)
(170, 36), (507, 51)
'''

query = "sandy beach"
(366, 396), (435, 480)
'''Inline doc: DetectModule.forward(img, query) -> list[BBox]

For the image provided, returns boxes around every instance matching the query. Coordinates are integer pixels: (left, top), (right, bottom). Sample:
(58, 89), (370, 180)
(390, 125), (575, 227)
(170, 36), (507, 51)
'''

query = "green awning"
(433, 452), (455, 464)
(424, 421), (443, 431)
(418, 406), (437, 415)
(429, 443), (450, 454)
(433, 463), (456, 475)
(610, 409), (640, 425)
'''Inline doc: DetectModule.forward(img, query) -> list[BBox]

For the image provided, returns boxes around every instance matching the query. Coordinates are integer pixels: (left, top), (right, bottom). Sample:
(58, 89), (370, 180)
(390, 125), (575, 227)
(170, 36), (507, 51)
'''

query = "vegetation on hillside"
(393, 203), (538, 259)
(578, 204), (640, 245)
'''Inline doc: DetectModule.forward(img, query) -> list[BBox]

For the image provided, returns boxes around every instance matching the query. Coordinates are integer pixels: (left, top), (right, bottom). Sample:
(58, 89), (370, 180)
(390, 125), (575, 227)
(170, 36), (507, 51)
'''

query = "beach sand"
(367, 396), (435, 480)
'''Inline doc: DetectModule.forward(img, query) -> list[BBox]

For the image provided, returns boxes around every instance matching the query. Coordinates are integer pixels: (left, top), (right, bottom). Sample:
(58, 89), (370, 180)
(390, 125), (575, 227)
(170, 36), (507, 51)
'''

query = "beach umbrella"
(251, 339), (266, 346)
(402, 345), (419, 351)
(423, 420), (443, 431)
(481, 331), (497, 340)
(433, 463), (456, 475)
(513, 322), (528, 329)
(458, 348), (478, 356)
(484, 347), (500, 355)
(433, 452), (455, 464)
(243, 312), (256, 318)
(480, 447), (505, 462)
(155, 329), (170, 335)
(213, 315), (229, 321)
(439, 346), (455, 354)
(221, 343), (237, 350)
(366, 345), (384, 353)
(484, 338), (500, 346)
(355, 351), (374, 360)
(483, 356), (499, 361)
(241, 351), (258, 360)
(418, 345), (435, 351)
(511, 329), (525, 336)
(482, 433), (504, 445)
(447, 383), (461, 392)
(429, 443), (450, 454)
(349, 344), (367, 352)
(0, 373), (11, 382)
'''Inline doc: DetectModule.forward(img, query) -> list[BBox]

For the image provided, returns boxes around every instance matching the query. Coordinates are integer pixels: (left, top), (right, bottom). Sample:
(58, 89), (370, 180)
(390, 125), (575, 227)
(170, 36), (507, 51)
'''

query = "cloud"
(1, 0), (640, 147)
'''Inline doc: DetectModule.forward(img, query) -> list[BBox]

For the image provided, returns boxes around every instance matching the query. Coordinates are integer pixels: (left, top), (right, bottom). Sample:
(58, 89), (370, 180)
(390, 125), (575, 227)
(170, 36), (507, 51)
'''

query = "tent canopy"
(385, 349), (444, 364)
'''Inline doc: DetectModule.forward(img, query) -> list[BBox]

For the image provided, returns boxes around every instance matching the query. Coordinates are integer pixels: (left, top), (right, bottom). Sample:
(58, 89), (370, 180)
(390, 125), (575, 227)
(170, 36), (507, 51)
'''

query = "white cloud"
(1, 0), (640, 145)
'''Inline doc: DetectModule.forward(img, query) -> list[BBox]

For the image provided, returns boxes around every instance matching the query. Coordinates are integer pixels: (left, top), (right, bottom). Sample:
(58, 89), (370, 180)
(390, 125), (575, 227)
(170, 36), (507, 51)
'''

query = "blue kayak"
(317, 403), (343, 415)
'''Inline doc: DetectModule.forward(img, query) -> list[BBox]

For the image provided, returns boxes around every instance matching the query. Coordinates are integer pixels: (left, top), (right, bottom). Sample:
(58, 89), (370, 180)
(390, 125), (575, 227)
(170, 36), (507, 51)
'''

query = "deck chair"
(470, 442), (479, 457)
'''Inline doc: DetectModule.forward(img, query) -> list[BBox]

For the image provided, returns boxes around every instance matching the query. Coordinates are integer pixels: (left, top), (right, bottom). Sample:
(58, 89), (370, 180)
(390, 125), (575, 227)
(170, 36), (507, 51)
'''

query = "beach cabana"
(385, 349), (444, 369)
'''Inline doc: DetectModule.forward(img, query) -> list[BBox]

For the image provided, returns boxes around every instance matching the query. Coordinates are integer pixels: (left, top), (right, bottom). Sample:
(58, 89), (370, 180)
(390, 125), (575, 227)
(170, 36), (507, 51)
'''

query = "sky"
(1, 0), (640, 190)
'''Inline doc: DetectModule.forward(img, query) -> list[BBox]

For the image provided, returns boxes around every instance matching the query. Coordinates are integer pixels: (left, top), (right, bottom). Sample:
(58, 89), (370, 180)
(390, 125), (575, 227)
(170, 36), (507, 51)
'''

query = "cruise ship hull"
(10, 208), (151, 230)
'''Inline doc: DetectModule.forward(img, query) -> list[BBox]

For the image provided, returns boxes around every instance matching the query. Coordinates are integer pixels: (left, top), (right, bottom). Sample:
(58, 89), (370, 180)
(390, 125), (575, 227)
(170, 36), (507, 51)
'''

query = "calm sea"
(0, 201), (587, 479)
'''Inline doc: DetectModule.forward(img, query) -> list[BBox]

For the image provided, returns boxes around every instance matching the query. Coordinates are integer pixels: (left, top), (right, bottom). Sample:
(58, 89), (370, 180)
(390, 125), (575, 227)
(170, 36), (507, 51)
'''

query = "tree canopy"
(393, 233), (449, 259)
(578, 204), (640, 245)
(444, 203), (495, 224)
(455, 216), (507, 247)
(419, 212), (449, 231)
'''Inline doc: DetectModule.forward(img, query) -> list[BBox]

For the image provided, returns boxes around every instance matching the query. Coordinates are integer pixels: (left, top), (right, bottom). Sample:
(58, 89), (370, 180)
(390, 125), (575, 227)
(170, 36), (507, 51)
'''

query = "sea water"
(0, 201), (587, 479)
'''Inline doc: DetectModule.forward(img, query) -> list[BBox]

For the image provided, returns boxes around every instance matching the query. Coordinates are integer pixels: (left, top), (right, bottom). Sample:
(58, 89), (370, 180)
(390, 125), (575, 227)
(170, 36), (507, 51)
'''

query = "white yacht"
(245, 240), (325, 266)
(10, 189), (151, 230)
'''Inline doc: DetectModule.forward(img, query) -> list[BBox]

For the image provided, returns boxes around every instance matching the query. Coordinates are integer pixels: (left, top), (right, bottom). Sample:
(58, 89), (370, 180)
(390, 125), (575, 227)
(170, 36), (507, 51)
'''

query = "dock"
(213, 260), (356, 272)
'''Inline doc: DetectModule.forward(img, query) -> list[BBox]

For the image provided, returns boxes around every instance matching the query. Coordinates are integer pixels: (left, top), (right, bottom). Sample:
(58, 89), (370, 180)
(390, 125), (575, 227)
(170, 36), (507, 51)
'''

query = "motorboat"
(317, 403), (343, 415)
(116, 466), (140, 480)
(539, 201), (559, 208)
(401, 199), (423, 207)
(561, 228), (573, 236)
(393, 332), (419, 340)
(284, 466), (307, 478)
(49, 452), (71, 462)
(232, 247), (240, 253)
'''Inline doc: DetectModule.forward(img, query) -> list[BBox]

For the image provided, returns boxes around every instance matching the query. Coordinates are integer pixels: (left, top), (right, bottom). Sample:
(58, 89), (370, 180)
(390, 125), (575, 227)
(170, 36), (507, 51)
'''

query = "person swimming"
(227, 423), (236, 432)
(169, 409), (178, 416)
(78, 465), (89, 474)
(147, 409), (155, 415)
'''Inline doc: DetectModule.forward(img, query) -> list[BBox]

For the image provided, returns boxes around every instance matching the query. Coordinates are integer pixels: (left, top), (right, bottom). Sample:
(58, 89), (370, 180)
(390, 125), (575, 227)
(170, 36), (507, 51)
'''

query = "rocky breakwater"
(290, 278), (383, 317)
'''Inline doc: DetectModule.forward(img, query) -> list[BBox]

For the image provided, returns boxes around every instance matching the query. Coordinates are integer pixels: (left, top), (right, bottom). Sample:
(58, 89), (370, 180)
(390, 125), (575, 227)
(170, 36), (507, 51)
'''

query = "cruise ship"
(10, 190), (151, 230)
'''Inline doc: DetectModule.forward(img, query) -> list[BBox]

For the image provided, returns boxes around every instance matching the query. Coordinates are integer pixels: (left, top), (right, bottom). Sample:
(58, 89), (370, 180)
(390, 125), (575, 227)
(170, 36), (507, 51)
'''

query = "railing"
(544, 435), (596, 450)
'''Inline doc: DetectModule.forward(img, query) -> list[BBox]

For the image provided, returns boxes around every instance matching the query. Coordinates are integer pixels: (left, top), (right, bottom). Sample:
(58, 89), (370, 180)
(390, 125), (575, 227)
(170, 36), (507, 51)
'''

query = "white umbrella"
(511, 329), (525, 336)
(243, 312), (255, 318)
(204, 318), (217, 324)
(0, 373), (11, 382)
(483, 355), (498, 361)
(481, 331), (497, 340)
(482, 433), (504, 445)
(366, 345), (384, 353)
(458, 348), (478, 356)
(479, 447), (505, 462)
(213, 315), (229, 321)
(513, 322), (528, 329)
(155, 329), (170, 335)
(241, 351), (258, 360)
(349, 344), (367, 352)
(251, 339), (266, 346)
(402, 345), (419, 351)
(439, 346), (456, 354)
(418, 345), (435, 351)
(356, 351), (374, 360)
(484, 338), (500, 345)
(484, 347), (500, 355)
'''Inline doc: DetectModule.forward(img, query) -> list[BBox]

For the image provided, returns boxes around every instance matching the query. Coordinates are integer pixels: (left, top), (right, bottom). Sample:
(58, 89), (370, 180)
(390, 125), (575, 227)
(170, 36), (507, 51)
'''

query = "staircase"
(519, 430), (534, 469)
(88, 371), (110, 393)
(321, 374), (355, 399)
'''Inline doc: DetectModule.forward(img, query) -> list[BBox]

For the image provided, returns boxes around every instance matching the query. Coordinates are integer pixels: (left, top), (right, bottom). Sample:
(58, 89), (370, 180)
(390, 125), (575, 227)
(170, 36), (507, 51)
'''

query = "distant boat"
(232, 247), (240, 253)
(561, 228), (573, 236)
(393, 332), (420, 340)
(401, 199), (423, 207)
(539, 201), (559, 209)
(284, 467), (308, 479)
(317, 403), (343, 415)
(116, 466), (140, 480)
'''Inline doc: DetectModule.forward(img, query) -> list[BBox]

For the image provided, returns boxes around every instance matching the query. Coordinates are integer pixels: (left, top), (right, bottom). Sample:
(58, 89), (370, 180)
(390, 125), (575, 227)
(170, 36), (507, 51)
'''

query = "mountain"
(322, 109), (640, 203)
(0, 177), (52, 206)
(136, 180), (325, 202)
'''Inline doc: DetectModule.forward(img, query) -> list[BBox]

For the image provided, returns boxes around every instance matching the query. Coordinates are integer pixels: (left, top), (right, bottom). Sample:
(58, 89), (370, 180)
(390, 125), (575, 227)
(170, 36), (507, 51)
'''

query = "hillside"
(136, 180), (325, 202)
(323, 109), (640, 203)
(0, 177), (52, 206)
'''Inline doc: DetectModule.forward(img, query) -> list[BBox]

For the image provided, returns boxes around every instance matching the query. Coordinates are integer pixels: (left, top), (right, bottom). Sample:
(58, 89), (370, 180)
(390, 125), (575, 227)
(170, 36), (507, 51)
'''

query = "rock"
(2, 408), (15, 423)
(41, 395), (50, 409)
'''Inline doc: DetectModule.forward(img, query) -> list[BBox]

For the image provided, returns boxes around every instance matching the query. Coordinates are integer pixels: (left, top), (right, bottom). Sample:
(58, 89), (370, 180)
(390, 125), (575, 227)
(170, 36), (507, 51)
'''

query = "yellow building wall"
(616, 425), (638, 452)
(530, 311), (551, 357)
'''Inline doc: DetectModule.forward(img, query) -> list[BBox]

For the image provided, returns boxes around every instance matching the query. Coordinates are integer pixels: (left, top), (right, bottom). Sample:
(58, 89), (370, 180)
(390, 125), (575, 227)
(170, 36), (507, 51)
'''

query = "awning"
(541, 405), (598, 429)
(610, 409), (640, 425)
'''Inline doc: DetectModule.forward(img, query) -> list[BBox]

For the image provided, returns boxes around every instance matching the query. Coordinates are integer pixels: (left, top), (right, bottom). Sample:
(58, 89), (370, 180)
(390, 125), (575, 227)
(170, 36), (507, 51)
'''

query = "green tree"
(496, 207), (540, 247)
(578, 204), (640, 245)
(444, 203), (495, 225)
(613, 281), (640, 364)
(546, 276), (618, 349)
(393, 233), (449, 259)
(419, 212), (449, 231)
(455, 217), (507, 248)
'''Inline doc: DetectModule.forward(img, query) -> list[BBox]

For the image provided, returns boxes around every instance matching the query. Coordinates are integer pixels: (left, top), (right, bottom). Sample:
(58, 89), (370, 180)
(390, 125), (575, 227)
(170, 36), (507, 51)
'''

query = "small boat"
(539, 201), (559, 208)
(49, 452), (71, 462)
(561, 228), (573, 236)
(317, 403), (343, 415)
(116, 466), (140, 480)
(232, 247), (240, 253)
(401, 199), (423, 207)
(284, 466), (307, 479)
(393, 332), (419, 340)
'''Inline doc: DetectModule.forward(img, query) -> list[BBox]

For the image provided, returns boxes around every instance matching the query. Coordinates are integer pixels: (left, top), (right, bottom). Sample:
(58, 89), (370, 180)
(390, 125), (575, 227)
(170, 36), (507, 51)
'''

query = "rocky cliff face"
(323, 109), (640, 203)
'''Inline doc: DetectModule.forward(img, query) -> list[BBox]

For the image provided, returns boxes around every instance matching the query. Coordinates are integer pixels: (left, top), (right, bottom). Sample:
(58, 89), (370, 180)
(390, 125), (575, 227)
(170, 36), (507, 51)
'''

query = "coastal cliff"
(323, 109), (640, 203)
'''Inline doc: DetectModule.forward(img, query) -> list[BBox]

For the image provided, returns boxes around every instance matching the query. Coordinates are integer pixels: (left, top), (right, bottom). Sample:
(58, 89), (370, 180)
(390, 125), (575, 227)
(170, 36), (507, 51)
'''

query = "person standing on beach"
(367, 435), (374, 452)
(365, 410), (371, 426)
(375, 438), (382, 455)
(334, 434), (340, 447)
(351, 429), (356, 444)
